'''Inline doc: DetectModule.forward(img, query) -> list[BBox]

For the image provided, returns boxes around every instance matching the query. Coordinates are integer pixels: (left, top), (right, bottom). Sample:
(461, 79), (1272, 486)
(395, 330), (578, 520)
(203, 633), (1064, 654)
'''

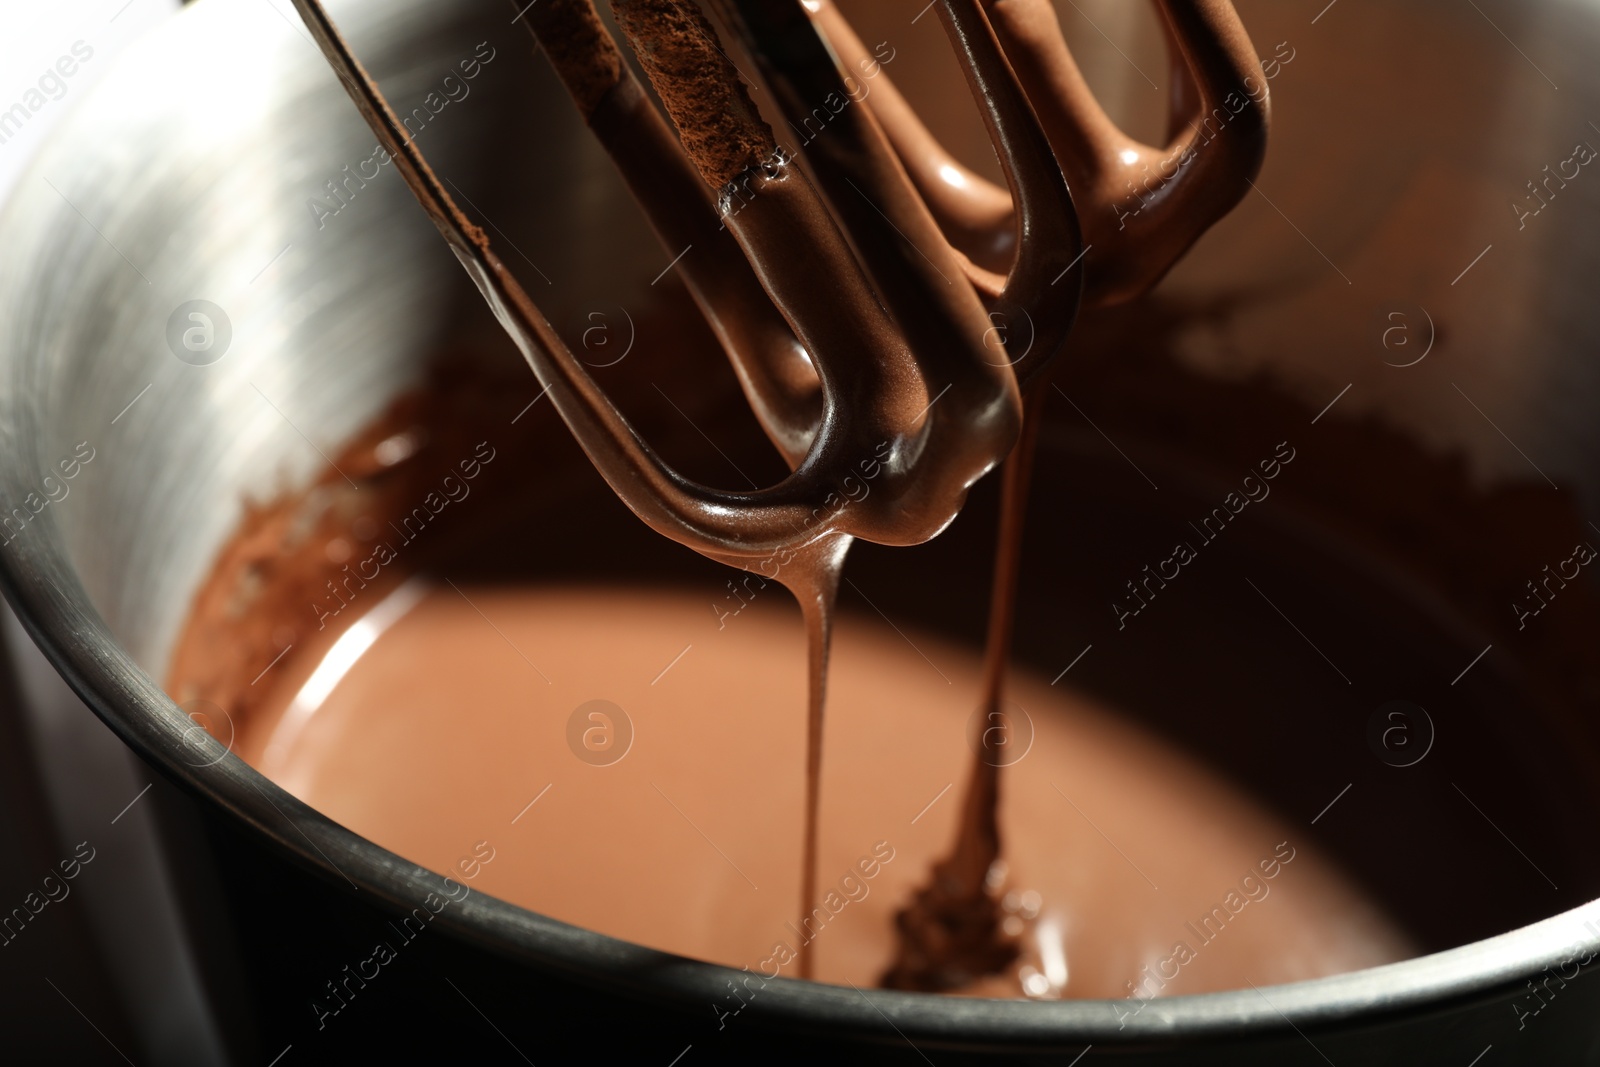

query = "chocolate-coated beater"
(811, 0), (1270, 308)
(285, 0), (1083, 981)
(285, 0), (1085, 579)
(746, 0), (1270, 990)
(512, 0), (1086, 455)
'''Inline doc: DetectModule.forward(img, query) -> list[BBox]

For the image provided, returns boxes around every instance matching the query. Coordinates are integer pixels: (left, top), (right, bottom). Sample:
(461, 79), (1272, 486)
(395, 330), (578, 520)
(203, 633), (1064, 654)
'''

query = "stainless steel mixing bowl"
(3, 0), (1599, 1061)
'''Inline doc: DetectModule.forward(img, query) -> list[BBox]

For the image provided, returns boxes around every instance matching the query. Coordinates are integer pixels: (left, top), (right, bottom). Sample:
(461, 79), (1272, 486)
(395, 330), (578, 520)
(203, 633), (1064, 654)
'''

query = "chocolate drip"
(882, 383), (1048, 991)
(794, 0), (1266, 991)
(710, 0), (1083, 990)
(788, 541), (849, 979)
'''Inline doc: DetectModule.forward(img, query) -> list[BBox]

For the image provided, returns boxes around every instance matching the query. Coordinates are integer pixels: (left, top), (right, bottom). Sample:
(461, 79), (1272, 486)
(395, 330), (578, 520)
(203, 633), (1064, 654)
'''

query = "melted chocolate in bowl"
(165, 365), (1419, 999)
(164, 314), (1600, 1001)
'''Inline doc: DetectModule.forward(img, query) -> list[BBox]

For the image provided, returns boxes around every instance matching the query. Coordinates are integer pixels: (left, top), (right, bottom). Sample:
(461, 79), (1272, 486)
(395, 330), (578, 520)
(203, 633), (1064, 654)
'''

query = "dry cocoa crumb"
(610, 0), (776, 188)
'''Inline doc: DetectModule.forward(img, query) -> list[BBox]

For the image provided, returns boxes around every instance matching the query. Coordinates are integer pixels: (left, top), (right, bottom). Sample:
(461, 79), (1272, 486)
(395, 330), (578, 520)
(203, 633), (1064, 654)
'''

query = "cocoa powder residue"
(610, 0), (776, 189)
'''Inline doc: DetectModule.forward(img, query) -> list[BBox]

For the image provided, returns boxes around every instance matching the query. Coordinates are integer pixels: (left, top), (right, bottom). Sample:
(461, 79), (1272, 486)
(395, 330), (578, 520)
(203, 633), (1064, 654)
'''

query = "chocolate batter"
(230, 580), (1411, 995)
(162, 356), (1415, 993)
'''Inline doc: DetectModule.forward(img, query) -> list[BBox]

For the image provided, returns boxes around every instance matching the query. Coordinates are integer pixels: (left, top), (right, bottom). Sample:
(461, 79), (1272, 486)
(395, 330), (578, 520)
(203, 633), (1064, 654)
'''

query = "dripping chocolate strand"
(837, 0), (1269, 991)
(642, 0), (1088, 980)
(883, 383), (1050, 990)
(710, 0), (1085, 989)
(787, 540), (851, 980)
